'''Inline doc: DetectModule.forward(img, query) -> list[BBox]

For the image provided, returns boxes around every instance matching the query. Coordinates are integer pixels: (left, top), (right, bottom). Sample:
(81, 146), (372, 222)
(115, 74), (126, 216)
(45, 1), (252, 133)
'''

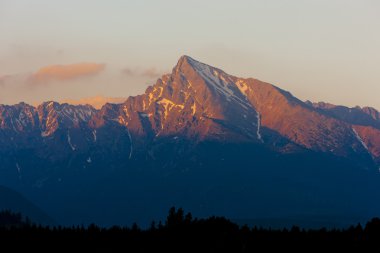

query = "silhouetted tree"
(158, 221), (163, 230)
(150, 221), (156, 231)
(0, 207), (379, 251)
(0, 210), (25, 228)
(365, 218), (380, 241)
(166, 207), (184, 228)
(131, 222), (140, 232)
(184, 212), (192, 224)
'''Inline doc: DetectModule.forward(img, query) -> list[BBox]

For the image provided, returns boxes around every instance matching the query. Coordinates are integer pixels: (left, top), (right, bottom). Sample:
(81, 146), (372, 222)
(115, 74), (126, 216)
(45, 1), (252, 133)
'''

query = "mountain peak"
(175, 55), (196, 71)
(177, 55), (197, 65)
(174, 55), (215, 75)
(178, 54), (193, 62)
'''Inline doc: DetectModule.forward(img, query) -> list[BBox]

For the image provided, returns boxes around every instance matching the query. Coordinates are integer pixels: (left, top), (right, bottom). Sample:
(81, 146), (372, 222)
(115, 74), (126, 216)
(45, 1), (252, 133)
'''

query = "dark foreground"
(1, 208), (380, 252)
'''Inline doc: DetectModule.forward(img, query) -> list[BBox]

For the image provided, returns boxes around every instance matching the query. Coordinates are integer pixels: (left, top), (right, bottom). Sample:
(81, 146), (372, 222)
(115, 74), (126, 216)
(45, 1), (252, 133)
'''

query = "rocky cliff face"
(1, 55), (380, 226)
(0, 56), (378, 166)
(112, 56), (374, 163)
(310, 101), (380, 164)
(311, 101), (380, 129)
(115, 56), (261, 143)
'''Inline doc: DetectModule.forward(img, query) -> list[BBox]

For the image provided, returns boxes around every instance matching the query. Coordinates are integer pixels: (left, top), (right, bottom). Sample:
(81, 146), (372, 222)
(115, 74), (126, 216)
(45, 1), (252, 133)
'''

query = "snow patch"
(148, 86), (164, 106)
(148, 93), (154, 106)
(16, 163), (21, 174)
(352, 128), (369, 152)
(10, 118), (18, 132)
(188, 58), (251, 109)
(41, 131), (50, 137)
(158, 87), (163, 97)
(256, 112), (262, 142)
(118, 116), (128, 126)
(87, 157), (92, 163)
(92, 130), (97, 142)
(236, 80), (249, 94)
(191, 102), (197, 115)
(56, 105), (94, 125)
(67, 131), (76, 151)
(126, 128), (133, 159)
(123, 106), (130, 119)
(157, 98), (184, 120)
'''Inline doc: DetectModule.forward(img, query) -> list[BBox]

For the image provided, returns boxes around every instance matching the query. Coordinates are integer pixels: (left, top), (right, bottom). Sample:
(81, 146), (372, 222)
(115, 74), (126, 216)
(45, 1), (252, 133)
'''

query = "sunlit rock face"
(0, 56), (379, 227)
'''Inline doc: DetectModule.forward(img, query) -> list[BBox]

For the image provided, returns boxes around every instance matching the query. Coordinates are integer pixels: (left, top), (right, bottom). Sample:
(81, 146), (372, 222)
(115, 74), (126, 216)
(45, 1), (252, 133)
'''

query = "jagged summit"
(1, 55), (380, 226)
(105, 55), (377, 163)
(175, 55), (215, 70)
(0, 55), (379, 165)
(174, 55), (231, 82)
(115, 55), (262, 142)
(175, 55), (199, 69)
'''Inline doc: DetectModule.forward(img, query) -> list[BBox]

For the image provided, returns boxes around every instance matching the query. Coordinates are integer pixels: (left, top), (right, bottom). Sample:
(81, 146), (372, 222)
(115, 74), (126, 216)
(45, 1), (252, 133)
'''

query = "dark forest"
(1, 208), (380, 252)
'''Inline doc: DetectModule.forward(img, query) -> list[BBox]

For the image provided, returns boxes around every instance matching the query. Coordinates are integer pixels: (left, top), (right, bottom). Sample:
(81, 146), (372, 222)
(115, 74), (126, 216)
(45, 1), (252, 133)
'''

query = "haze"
(1, 0), (379, 109)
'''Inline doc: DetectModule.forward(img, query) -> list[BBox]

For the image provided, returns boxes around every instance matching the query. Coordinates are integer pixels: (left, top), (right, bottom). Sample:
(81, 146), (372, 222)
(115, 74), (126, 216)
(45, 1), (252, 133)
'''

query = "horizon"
(2, 2), (380, 245)
(1, 1), (379, 110)
(1, 54), (379, 111)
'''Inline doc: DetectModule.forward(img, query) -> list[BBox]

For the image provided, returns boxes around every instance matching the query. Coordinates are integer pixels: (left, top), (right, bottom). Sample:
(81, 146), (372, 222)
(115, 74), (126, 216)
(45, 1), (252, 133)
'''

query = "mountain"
(309, 101), (380, 164)
(310, 101), (380, 128)
(0, 185), (54, 225)
(0, 56), (380, 226)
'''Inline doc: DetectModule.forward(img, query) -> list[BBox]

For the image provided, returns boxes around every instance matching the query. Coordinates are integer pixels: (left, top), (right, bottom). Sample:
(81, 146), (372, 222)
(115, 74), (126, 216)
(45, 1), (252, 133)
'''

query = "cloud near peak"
(121, 67), (162, 79)
(0, 75), (12, 86)
(29, 62), (105, 84)
(141, 67), (161, 78)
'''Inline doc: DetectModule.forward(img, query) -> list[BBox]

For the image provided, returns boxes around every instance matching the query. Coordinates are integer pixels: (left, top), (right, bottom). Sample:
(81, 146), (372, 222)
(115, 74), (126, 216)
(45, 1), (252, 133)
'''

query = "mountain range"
(1, 56), (380, 227)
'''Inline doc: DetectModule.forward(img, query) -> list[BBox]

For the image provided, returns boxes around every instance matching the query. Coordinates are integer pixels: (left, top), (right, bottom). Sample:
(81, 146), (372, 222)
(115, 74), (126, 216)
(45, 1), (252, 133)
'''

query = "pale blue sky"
(1, 0), (379, 109)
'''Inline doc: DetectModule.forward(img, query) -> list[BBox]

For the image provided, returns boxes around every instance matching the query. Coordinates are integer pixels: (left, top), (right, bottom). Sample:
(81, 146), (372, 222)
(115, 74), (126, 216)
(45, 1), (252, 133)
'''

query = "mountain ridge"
(1, 55), (380, 226)
(1, 55), (379, 165)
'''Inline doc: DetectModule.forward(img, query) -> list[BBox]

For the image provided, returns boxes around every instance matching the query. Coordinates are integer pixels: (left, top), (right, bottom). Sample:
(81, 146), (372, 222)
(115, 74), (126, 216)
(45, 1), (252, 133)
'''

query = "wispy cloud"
(121, 68), (135, 76)
(0, 74), (26, 88)
(29, 63), (105, 85)
(141, 68), (161, 78)
(0, 75), (12, 86)
(121, 67), (163, 79)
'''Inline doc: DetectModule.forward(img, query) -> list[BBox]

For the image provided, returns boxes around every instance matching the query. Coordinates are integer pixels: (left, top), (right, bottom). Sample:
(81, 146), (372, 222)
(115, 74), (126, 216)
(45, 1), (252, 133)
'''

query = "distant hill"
(0, 185), (54, 225)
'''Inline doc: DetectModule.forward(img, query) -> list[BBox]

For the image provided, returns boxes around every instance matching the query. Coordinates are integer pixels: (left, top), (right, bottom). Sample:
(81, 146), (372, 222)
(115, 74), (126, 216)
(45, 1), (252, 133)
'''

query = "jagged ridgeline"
(0, 56), (380, 226)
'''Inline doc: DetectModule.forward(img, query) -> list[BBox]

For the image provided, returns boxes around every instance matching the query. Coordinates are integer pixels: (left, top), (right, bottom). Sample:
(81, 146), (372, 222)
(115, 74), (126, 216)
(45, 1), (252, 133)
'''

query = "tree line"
(0, 207), (380, 252)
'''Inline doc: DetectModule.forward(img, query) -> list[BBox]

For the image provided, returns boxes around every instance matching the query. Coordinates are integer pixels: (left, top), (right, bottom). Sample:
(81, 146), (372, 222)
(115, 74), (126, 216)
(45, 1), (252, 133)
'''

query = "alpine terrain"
(1, 56), (380, 227)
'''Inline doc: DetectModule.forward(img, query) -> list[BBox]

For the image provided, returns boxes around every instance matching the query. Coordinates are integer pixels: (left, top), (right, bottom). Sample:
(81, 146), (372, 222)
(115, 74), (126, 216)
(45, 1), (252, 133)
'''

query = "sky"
(1, 0), (379, 109)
